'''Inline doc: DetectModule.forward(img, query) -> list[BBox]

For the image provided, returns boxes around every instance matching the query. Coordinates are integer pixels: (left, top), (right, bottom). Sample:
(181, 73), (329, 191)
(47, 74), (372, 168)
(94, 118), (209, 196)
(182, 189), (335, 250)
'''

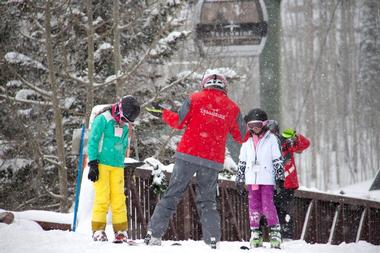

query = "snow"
(4, 52), (47, 71)
(94, 43), (112, 61)
(15, 89), (38, 100)
(1, 160), (379, 252)
(150, 31), (191, 56)
(6, 80), (22, 88)
(335, 180), (380, 202)
(0, 158), (33, 173)
(0, 213), (379, 253)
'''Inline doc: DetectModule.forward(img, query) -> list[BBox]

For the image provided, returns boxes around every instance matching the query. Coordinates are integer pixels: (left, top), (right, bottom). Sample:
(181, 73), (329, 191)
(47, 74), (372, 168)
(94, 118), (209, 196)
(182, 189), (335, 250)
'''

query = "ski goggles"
(118, 102), (131, 124)
(247, 120), (267, 129)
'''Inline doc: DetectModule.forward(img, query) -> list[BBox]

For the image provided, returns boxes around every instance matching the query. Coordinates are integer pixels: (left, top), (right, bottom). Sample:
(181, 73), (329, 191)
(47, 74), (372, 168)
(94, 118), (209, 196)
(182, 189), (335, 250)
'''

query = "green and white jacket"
(87, 110), (129, 168)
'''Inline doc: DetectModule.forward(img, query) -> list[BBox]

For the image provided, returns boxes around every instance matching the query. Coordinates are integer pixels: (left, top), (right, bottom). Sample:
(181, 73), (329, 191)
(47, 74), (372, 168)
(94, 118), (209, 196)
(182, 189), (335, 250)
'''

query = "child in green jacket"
(87, 95), (140, 242)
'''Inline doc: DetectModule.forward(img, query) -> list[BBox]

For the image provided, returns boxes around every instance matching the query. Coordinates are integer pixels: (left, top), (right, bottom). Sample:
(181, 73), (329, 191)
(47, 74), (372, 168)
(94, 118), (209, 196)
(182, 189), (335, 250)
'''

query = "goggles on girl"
(247, 120), (267, 129)
(118, 101), (130, 124)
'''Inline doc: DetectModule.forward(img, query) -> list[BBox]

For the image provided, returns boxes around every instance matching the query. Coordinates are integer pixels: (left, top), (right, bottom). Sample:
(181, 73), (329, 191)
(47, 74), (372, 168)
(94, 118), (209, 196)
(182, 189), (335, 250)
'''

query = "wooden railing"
(125, 168), (380, 245)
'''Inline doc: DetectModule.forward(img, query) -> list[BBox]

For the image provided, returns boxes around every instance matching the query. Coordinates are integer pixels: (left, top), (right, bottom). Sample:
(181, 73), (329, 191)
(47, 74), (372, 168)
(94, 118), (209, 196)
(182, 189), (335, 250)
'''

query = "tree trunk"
(86, 0), (95, 125)
(44, 0), (68, 212)
(358, 0), (380, 181)
(113, 0), (123, 97)
(260, 0), (281, 121)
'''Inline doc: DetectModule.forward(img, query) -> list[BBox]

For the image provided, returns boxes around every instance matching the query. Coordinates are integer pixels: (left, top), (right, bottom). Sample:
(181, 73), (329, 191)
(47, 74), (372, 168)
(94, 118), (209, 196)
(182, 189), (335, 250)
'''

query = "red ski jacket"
(162, 88), (248, 170)
(281, 134), (310, 189)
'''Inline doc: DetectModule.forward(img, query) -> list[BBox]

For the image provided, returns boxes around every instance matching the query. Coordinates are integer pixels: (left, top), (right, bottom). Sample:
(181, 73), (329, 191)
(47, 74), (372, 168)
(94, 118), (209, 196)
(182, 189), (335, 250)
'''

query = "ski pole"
(72, 122), (86, 232)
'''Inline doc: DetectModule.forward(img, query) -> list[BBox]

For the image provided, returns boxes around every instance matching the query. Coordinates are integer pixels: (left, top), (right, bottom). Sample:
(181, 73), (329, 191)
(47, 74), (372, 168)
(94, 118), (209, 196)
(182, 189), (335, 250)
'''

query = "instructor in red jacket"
(144, 73), (248, 249)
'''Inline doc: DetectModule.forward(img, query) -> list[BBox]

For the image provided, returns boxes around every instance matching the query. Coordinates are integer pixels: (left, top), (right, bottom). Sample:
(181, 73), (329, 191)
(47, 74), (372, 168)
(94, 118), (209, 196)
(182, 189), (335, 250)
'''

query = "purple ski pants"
(248, 184), (279, 228)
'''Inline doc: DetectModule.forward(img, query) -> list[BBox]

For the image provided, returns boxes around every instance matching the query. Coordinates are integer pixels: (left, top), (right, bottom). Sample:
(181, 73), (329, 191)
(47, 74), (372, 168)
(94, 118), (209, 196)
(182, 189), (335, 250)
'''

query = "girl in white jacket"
(236, 108), (284, 249)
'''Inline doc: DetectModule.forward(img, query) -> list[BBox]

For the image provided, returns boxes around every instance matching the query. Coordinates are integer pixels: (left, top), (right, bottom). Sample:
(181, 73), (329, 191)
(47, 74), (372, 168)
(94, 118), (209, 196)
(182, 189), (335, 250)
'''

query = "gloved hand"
(236, 182), (246, 195)
(145, 102), (164, 118)
(88, 160), (99, 182)
(275, 179), (284, 193)
(286, 136), (296, 147)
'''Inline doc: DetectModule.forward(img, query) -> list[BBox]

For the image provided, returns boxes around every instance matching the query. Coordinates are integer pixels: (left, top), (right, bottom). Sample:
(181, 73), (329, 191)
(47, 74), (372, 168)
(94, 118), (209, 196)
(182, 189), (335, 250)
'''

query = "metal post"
(328, 204), (341, 244)
(356, 207), (367, 242)
(72, 123), (86, 232)
(300, 200), (314, 240)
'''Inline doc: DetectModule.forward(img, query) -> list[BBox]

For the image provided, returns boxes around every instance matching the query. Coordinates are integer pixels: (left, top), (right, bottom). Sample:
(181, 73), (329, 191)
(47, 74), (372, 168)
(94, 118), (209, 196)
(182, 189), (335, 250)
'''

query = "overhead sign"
(195, 0), (268, 56)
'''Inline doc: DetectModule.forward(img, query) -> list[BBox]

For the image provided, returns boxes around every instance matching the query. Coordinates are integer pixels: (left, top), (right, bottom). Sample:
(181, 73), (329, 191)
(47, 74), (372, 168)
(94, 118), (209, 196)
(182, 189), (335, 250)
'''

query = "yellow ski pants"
(91, 164), (128, 232)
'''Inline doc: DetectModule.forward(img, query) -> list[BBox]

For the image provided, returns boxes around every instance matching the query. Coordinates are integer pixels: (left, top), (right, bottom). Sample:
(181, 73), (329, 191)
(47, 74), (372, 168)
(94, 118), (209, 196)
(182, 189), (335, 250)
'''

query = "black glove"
(88, 160), (99, 182)
(275, 180), (284, 193)
(145, 102), (164, 118)
(236, 182), (246, 195)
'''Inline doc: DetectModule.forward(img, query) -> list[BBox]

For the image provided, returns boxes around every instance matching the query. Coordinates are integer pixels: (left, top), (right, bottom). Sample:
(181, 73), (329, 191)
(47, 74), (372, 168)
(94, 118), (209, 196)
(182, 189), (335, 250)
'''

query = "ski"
(240, 242), (281, 250)
(126, 240), (140, 246)
(112, 239), (141, 245)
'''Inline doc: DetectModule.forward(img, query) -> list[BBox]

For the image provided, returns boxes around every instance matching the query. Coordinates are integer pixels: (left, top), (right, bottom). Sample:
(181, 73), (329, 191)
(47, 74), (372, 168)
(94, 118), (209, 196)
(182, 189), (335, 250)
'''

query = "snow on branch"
(141, 70), (195, 107)
(10, 70), (52, 98)
(5, 52), (47, 71)
(149, 30), (191, 57)
(94, 42), (113, 62)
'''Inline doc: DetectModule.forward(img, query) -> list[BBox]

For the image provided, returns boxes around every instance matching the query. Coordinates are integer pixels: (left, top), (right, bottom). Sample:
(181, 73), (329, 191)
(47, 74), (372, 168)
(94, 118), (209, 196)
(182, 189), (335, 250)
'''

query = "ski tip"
(240, 245), (250, 250)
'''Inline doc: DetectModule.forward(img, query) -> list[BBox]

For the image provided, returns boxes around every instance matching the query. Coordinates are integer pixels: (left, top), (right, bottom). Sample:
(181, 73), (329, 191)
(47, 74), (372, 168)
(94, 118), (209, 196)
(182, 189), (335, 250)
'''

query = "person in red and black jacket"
(267, 121), (310, 239)
(144, 73), (248, 249)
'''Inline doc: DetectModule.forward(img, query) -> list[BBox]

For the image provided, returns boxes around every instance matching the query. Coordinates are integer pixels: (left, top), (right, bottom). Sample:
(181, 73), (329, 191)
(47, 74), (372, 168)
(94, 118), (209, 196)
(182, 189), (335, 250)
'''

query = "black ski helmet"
(244, 108), (268, 123)
(120, 95), (140, 122)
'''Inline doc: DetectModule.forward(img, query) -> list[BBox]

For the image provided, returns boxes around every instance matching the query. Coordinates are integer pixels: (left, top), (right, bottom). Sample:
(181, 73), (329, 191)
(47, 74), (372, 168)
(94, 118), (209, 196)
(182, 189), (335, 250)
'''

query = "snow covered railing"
(292, 189), (380, 245)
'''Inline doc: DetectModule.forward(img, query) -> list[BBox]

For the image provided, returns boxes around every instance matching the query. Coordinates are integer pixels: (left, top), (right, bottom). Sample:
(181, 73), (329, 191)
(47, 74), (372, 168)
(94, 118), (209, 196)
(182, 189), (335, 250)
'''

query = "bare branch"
(32, 0), (71, 12)
(64, 72), (90, 85)
(9, 69), (52, 98)
(42, 183), (65, 200)
(43, 156), (61, 167)
(0, 94), (52, 106)
(15, 194), (49, 210)
(17, 29), (44, 43)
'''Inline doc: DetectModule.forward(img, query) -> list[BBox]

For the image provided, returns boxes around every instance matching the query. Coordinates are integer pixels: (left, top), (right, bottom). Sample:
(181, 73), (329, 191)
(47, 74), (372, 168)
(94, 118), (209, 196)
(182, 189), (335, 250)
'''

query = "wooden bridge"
(32, 167), (380, 246)
(125, 168), (380, 245)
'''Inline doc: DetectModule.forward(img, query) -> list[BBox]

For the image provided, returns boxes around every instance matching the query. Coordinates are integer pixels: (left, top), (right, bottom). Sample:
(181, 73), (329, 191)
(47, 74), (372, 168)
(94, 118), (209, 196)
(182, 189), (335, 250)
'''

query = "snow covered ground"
(1, 215), (379, 253)
(1, 157), (379, 253)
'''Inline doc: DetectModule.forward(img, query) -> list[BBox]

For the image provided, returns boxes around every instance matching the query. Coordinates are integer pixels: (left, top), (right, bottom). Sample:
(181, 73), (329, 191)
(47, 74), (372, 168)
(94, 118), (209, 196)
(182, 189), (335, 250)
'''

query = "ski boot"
(113, 231), (128, 243)
(249, 228), (263, 248)
(210, 237), (217, 249)
(144, 231), (162, 246)
(270, 225), (282, 249)
(92, 230), (108, 242)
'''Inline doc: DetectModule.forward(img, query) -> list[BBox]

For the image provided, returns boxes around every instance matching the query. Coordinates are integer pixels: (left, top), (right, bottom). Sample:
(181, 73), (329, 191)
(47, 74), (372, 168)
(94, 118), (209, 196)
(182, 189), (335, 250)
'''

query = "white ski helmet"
(200, 73), (228, 90)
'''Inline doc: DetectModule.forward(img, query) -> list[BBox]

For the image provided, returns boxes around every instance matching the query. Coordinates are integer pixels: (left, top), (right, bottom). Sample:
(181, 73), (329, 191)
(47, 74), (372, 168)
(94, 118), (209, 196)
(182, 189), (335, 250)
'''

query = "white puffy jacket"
(237, 130), (284, 185)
